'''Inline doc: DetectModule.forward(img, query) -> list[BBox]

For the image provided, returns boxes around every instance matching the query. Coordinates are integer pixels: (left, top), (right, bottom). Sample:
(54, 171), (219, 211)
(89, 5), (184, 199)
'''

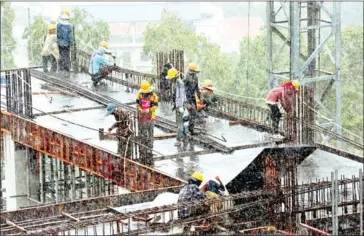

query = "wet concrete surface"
(5, 72), (361, 185)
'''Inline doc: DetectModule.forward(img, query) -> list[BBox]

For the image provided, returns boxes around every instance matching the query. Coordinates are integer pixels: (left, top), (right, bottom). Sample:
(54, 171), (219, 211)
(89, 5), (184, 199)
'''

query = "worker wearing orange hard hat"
(195, 79), (219, 112)
(266, 79), (300, 139)
(136, 80), (159, 166)
(41, 24), (59, 73)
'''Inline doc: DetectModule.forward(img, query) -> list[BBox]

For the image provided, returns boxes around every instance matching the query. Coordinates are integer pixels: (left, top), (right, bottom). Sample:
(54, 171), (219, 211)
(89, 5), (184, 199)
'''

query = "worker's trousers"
(117, 135), (132, 159)
(186, 101), (198, 134)
(59, 45), (71, 72)
(42, 55), (57, 73)
(138, 120), (154, 166)
(91, 66), (115, 85)
(267, 104), (282, 134)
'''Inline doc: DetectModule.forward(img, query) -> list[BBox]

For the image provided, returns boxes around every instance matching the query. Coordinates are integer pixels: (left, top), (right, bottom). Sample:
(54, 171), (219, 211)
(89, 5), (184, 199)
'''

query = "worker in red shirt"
(266, 80), (300, 138)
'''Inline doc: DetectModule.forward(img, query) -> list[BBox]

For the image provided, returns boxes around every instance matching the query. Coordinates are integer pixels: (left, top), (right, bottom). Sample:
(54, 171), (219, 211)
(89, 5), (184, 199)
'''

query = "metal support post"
(289, 1), (301, 80)
(26, 148), (30, 199)
(359, 169), (363, 235)
(50, 157), (55, 202)
(266, 1), (275, 89)
(334, 169), (338, 234)
(70, 165), (76, 200)
(39, 154), (45, 203)
(85, 171), (90, 198)
(63, 162), (69, 201)
(54, 159), (59, 203)
(333, 2), (342, 149)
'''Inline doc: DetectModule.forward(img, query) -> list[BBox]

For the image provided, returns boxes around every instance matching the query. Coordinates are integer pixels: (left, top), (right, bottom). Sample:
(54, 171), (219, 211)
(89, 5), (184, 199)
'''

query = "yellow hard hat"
(62, 9), (71, 16)
(291, 80), (300, 90)
(48, 24), (56, 31)
(100, 41), (109, 49)
(191, 172), (204, 182)
(203, 79), (214, 87)
(166, 68), (179, 79)
(188, 63), (199, 72)
(139, 80), (152, 93)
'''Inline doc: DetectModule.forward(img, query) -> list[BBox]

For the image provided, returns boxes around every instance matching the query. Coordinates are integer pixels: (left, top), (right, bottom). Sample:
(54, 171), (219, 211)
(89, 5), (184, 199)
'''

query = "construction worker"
(41, 24), (59, 73)
(89, 41), (117, 86)
(166, 68), (187, 125)
(266, 80), (300, 138)
(184, 63), (200, 135)
(57, 9), (74, 73)
(196, 79), (219, 114)
(200, 176), (226, 214)
(177, 172), (208, 219)
(105, 103), (133, 158)
(159, 63), (173, 101)
(136, 80), (158, 166)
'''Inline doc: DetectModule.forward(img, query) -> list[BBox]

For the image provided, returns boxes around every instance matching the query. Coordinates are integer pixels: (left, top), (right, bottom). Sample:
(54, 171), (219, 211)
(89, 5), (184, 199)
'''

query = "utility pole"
(28, 7), (33, 66)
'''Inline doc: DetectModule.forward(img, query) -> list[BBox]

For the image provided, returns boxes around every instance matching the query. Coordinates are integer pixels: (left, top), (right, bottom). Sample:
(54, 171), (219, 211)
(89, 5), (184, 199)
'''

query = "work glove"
(108, 127), (112, 133)
(178, 107), (184, 114)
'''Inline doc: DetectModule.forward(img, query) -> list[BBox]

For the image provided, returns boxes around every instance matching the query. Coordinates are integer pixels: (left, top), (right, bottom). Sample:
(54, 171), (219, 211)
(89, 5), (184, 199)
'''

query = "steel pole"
(359, 168), (363, 235)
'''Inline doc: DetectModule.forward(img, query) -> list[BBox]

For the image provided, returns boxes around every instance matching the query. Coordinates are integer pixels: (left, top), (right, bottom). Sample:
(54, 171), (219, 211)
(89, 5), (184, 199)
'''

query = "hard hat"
(202, 79), (215, 91)
(105, 103), (116, 116)
(267, 226), (277, 231)
(188, 63), (199, 72)
(191, 172), (204, 182)
(166, 68), (179, 79)
(291, 80), (300, 90)
(100, 41), (109, 49)
(139, 80), (152, 93)
(62, 9), (71, 16)
(48, 24), (56, 31)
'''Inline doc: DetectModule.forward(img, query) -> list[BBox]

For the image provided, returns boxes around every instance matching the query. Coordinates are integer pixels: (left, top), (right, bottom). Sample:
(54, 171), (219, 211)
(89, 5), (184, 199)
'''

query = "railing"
(0, 111), (186, 192)
(75, 49), (363, 152)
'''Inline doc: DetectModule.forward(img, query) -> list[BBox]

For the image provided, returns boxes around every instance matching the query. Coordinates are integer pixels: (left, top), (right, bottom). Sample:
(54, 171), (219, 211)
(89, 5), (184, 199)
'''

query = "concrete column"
(3, 133), (33, 210)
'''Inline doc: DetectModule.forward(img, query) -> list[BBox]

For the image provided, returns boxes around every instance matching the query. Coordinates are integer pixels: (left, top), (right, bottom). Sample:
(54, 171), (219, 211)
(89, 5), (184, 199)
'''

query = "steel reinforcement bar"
(76, 49), (364, 153)
(29, 69), (234, 153)
(0, 111), (186, 192)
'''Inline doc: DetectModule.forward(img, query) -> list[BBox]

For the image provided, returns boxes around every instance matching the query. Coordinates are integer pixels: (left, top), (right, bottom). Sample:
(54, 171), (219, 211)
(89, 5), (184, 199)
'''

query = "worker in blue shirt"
(57, 9), (74, 73)
(88, 41), (117, 86)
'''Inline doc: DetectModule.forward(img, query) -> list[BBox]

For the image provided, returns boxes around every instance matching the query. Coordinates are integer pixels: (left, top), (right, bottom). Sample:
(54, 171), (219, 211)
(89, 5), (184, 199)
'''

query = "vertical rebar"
(70, 165), (75, 200)
(26, 148), (30, 200)
(331, 171), (336, 235)
(359, 168), (363, 235)
(335, 169), (338, 234)
(55, 159), (59, 203)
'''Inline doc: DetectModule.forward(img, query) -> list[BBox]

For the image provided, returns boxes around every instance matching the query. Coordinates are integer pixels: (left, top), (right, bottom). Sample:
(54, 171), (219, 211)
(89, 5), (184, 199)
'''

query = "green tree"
(22, 7), (110, 66)
(143, 9), (233, 87)
(1, 2), (16, 69)
(235, 25), (363, 150)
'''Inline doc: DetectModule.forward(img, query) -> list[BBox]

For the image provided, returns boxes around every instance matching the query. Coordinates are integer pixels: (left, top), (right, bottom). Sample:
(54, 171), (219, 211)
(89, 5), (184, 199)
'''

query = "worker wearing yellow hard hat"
(177, 171), (209, 219)
(184, 62), (201, 136)
(265, 79), (300, 139)
(136, 80), (159, 166)
(41, 24), (59, 73)
(89, 41), (116, 86)
(57, 8), (74, 74)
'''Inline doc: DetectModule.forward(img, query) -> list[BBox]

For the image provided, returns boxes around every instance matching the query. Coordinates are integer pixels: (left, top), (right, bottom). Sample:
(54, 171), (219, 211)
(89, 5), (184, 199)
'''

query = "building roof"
(62, 2), (202, 23)
(220, 17), (264, 40)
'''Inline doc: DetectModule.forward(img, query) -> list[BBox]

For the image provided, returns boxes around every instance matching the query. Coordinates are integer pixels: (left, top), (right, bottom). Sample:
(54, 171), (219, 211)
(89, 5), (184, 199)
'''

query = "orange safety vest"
(195, 88), (214, 111)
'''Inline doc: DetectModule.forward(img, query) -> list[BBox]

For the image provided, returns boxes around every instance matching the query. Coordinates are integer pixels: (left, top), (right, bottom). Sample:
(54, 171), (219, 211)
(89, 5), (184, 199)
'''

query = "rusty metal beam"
(1, 187), (181, 222)
(1, 111), (186, 194)
(33, 105), (105, 117)
(315, 143), (363, 163)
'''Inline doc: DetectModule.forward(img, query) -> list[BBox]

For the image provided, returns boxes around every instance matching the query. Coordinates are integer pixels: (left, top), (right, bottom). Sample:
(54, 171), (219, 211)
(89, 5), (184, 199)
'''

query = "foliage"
(22, 15), (50, 66)
(22, 7), (110, 66)
(236, 25), (363, 143)
(143, 9), (233, 87)
(1, 2), (16, 69)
